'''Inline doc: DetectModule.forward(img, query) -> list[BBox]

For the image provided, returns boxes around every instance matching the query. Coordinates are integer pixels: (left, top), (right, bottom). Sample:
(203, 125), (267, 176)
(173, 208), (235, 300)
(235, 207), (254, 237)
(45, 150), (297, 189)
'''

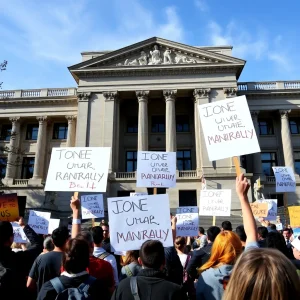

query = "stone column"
(163, 90), (177, 152)
(280, 110), (295, 172)
(31, 116), (48, 182)
(194, 89), (211, 173)
(5, 117), (21, 181)
(251, 111), (263, 176)
(65, 115), (77, 147)
(136, 91), (149, 151)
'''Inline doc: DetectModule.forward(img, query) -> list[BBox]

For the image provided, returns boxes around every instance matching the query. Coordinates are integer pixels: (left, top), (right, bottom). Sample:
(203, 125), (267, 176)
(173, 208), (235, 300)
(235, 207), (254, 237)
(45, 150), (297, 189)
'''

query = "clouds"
(194, 0), (209, 12)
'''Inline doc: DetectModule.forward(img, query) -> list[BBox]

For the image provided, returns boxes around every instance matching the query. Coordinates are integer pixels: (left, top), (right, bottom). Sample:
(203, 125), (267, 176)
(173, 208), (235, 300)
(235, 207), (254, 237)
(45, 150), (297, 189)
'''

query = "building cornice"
(0, 97), (77, 105)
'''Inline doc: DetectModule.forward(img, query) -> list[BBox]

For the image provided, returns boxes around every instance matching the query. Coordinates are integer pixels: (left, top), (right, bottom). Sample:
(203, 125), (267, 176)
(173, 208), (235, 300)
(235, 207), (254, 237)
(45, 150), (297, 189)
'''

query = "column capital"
(224, 87), (237, 98)
(77, 92), (91, 102)
(136, 90), (149, 102)
(65, 115), (77, 123)
(36, 116), (48, 124)
(163, 90), (177, 102)
(193, 88), (211, 101)
(9, 117), (20, 124)
(279, 109), (291, 119)
(103, 91), (118, 102)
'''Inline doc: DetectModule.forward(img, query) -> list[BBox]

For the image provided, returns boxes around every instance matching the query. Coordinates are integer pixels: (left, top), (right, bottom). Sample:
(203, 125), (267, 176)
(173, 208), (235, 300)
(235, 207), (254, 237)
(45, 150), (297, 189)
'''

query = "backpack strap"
(78, 276), (97, 294)
(50, 277), (65, 294)
(124, 265), (134, 277)
(97, 252), (110, 260)
(130, 276), (140, 300)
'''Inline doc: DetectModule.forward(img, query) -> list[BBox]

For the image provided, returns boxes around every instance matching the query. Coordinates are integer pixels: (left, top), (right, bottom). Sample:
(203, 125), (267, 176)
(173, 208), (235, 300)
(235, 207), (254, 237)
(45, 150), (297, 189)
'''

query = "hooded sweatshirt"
(196, 264), (232, 300)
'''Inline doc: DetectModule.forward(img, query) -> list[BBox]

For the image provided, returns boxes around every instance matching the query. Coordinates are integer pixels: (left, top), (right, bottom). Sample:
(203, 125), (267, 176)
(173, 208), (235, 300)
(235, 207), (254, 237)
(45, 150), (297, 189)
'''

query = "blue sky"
(1, 0), (300, 90)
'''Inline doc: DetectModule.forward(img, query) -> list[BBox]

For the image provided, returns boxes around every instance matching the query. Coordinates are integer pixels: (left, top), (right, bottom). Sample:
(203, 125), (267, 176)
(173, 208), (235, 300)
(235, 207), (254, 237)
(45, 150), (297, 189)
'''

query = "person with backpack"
(0, 217), (43, 300)
(37, 237), (111, 300)
(112, 240), (188, 300)
(119, 250), (142, 281)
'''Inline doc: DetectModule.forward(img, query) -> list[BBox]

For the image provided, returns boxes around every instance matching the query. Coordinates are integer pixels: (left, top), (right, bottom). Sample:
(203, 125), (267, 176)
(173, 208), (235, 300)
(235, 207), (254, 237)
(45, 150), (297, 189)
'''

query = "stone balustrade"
(238, 81), (300, 91)
(178, 170), (197, 178)
(12, 179), (29, 186)
(265, 176), (276, 183)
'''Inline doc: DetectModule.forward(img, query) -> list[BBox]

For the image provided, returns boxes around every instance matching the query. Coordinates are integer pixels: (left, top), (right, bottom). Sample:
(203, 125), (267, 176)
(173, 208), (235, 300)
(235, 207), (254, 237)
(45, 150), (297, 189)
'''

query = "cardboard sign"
(288, 206), (300, 227)
(108, 194), (173, 251)
(199, 190), (231, 216)
(130, 192), (148, 197)
(276, 223), (283, 231)
(12, 222), (27, 243)
(45, 147), (111, 192)
(250, 202), (268, 217)
(272, 167), (296, 193)
(48, 219), (60, 234)
(81, 194), (104, 219)
(176, 207), (199, 237)
(28, 210), (51, 234)
(198, 96), (260, 161)
(257, 199), (277, 220)
(0, 194), (19, 222)
(136, 151), (176, 188)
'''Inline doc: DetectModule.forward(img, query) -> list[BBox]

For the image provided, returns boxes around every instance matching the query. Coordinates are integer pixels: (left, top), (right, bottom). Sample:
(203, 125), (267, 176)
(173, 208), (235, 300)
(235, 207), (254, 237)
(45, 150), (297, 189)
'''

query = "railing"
(115, 172), (136, 179)
(238, 81), (300, 91)
(21, 90), (41, 97)
(266, 176), (276, 183)
(178, 170), (197, 178)
(47, 89), (69, 96)
(12, 179), (29, 186)
(0, 91), (15, 99)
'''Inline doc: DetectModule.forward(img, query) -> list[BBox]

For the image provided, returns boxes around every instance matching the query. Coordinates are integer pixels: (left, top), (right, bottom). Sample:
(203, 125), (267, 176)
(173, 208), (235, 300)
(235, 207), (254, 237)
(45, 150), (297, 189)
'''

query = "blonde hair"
(121, 250), (140, 266)
(199, 231), (242, 272)
(11, 242), (22, 249)
(224, 248), (300, 300)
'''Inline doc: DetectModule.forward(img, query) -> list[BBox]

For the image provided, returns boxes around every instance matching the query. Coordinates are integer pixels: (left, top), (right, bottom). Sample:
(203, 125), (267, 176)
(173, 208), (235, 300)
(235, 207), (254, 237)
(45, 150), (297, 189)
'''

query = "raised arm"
(71, 196), (81, 238)
(236, 174), (257, 244)
(171, 216), (177, 243)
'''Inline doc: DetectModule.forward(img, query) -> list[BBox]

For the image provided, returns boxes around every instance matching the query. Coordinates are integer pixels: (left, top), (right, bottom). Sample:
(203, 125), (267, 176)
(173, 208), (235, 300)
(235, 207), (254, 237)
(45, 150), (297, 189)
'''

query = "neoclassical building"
(0, 37), (299, 222)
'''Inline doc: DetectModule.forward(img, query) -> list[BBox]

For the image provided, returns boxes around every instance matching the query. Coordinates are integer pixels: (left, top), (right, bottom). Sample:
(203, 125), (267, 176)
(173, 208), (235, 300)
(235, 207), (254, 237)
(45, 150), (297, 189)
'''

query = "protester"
(175, 237), (189, 268)
(257, 226), (268, 248)
(265, 231), (293, 258)
(101, 223), (112, 252)
(111, 240), (188, 300)
(0, 217), (42, 300)
(40, 236), (54, 255)
(119, 250), (142, 280)
(187, 226), (221, 280)
(291, 236), (300, 272)
(224, 248), (300, 299)
(221, 221), (232, 231)
(11, 242), (26, 252)
(27, 226), (70, 294)
(283, 227), (294, 244)
(193, 227), (208, 250)
(37, 237), (111, 300)
(236, 225), (247, 249)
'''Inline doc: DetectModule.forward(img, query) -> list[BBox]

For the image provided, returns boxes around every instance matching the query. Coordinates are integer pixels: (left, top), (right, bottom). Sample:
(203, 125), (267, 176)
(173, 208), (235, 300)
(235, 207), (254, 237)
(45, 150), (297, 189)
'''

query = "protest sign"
(108, 194), (173, 251)
(250, 202), (268, 217)
(81, 194), (104, 219)
(199, 190), (231, 216)
(272, 167), (296, 193)
(0, 193), (19, 222)
(176, 207), (199, 237)
(136, 151), (176, 188)
(28, 210), (51, 234)
(288, 206), (300, 227)
(257, 199), (277, 220)
(130, 192), (148, 197)
(198, 96), (260, 161)
(276, 223), (283, 231)
(48, 219), (60, 234)
(44, 147), (111, 192)
(12, 222), (27, 243)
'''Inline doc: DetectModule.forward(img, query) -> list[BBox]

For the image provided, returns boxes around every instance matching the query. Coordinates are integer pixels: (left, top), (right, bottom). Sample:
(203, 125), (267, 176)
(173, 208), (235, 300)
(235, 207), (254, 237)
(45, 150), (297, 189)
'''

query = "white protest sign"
(130, 192), (148, 197)
(272, 167), (296, 192)
(257, 199), (277, 221)
(198, 96), (260, 161)
(11, 222), (27, 243)
(276, 223), (283, 231)
(28, 210), (51, 234)
(108, 194), (173, 251)
(199, 190), (231, 216)
(136, 151), (176, 188)
(81, 194), (104, 219)
(45, 147), (111, 192)
(176, 207), (199, 237)
(48, 219), (60, 234)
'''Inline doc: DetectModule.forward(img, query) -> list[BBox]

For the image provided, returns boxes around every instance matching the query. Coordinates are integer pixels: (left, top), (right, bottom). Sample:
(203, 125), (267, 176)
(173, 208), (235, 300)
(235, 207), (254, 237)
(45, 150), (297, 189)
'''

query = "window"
(177, 150), (192, 170)
(289, 118), (300, 134)
(151, 116), (165, 133)
(53, 123), (68, 139)
(258, 119), (274, 135)
(240, 155), (247, 170)
(21, 157), (35, 179)
(295, 151), (300, 175)
(126, 151), (137, 172)
(261, 152), (277, 176)
(117, 190), (134, 197)
(26, 124), (39, 140)
(0, 157), (7, 178)
(127, 117), (138, 133)
(179, 190), (197, 206)
(147, 188), (166, 195)
(269, 194), (284, 207)
(176, 115), (190, 132)
(0, 124), (11, 141)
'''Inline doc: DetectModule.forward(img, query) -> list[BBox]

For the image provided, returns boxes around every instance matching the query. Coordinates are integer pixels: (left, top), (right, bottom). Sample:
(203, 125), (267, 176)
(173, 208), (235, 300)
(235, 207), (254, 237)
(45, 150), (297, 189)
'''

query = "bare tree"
(0, 60), (7, 89)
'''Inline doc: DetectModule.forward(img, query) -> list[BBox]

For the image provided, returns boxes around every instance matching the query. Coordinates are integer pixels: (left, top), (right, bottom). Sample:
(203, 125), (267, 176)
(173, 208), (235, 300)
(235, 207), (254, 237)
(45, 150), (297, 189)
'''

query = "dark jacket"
(187, 243), (212, 280)
(0, 224), (43, 300)
(111, 268), (187, 300)
(164, 246), (183, 285)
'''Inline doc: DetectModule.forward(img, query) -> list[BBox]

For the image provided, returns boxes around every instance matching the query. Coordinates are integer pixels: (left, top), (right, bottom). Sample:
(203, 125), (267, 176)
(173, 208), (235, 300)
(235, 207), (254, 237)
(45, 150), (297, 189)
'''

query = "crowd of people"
(1, 174), (300, 299)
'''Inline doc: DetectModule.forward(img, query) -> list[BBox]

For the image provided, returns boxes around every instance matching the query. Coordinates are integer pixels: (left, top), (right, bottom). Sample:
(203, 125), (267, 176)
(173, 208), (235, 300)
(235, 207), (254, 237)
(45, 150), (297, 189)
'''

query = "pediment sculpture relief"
(116, 45), (198, 66)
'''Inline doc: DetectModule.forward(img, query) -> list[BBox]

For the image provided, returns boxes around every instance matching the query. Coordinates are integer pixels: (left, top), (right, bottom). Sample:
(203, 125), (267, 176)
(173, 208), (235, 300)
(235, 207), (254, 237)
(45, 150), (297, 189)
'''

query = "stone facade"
(0, 37), (300, 220)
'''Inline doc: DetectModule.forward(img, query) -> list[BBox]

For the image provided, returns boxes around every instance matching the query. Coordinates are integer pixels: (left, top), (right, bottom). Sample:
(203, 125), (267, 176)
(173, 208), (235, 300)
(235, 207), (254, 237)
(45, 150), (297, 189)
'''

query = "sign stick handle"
(284, 193), (289, 226)
(153, 188), (157, 195)
(233, 156), (242, 176)
(92, 218), (95, 227)
(212, 216), (216, 226)
(74, 192), (79, 198)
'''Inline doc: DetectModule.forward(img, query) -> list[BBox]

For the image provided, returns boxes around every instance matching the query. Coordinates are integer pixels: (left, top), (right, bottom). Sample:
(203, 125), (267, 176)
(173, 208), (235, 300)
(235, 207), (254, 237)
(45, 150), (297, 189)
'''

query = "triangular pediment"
(69, 37), (245, 71)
